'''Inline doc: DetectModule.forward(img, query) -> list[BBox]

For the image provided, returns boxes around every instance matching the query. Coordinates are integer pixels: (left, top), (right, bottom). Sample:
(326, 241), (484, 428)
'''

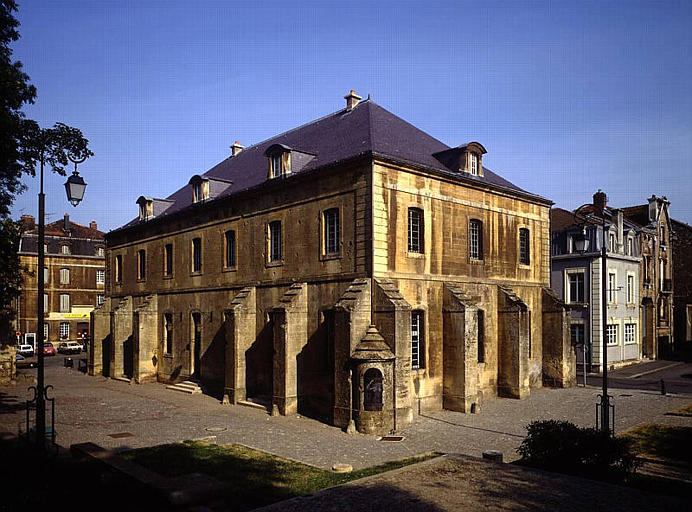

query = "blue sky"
(10, 0), (692, 230)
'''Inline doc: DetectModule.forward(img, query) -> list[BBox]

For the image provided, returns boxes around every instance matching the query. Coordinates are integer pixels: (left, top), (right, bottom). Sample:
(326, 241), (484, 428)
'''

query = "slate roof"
(620, 205), (650, 227)
(117, 99), (549, 231)
(20, 218), (105, 256)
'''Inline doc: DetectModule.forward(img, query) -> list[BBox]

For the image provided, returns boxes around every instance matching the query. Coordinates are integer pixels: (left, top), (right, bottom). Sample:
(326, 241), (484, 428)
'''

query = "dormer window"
(469, 153), (478, 175)
(264, 144), (293, 179)
(188, 175), (210, 203)
(271, 155), (282, 178)
(432, 141), (486, 176)
(136, 196), (154, 221)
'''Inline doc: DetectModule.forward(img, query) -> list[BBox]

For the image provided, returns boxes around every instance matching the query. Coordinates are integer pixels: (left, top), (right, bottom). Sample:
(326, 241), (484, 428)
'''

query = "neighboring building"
(91, 91), (575, 435)
(551, 191), (642, 371)
(619, 196), (673, 358)
(672, 218), (692, 353)
(16, 214), (105, 346)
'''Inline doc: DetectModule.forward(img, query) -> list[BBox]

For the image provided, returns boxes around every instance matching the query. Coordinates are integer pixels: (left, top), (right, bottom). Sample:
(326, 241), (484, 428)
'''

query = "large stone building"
(91, 91), (575, 434)
(672, 218), (692, 354)
(551, 194), (643, 372)
(16, 214), (105, 346)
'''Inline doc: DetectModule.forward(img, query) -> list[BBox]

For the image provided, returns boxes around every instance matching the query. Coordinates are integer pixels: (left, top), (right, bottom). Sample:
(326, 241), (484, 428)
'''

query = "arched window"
(363, 368), (383, 411)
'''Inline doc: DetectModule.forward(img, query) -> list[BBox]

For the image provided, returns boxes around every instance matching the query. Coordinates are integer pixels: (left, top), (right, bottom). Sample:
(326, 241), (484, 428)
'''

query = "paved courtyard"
(1, 361), (691, 470)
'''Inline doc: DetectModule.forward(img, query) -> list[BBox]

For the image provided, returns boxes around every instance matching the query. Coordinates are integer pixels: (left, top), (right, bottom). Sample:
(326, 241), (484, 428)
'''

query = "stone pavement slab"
(255, 454), (688, 512)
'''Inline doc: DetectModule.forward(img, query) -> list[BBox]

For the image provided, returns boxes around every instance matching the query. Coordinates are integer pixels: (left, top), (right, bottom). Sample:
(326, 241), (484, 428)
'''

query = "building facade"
(91, 92), (575, 434)
(16, 214), (105, 347)
(672, 218), (692, 354)
(621, 196), (674, 358)
(551, 193), (643, 371)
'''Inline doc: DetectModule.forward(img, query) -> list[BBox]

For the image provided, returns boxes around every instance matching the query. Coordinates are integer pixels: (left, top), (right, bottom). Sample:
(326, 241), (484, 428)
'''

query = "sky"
(8, 0), (692, 231)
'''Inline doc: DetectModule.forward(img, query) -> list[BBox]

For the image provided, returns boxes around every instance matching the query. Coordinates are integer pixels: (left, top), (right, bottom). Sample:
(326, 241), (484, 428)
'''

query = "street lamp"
(34, 152), (87, 449)
(574, 203), (613, 435)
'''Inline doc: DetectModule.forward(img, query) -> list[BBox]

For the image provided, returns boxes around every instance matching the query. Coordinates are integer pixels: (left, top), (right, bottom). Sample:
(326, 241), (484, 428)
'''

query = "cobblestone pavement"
(254, 454), (689, 512)
(1, 363), (690, 470)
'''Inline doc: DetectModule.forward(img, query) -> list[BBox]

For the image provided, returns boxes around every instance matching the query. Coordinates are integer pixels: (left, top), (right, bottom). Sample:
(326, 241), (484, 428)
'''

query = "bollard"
(64, 357), (73, 368)
(660, 379), (666, 395)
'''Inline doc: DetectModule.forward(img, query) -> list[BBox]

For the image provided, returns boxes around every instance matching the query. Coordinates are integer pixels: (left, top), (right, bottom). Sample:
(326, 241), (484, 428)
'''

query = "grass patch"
(668, 403), (692, 417)
(619, 424), (692, 464)
(122, 441), (438, 511)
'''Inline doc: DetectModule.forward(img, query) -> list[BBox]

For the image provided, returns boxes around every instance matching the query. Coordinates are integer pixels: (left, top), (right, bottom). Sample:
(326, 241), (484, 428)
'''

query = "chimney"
(648, 195), (659, 223)
(230, 140), (244, 156)
(63, 213), (70, 233)
(593, 189), (607, 213)
(344, 89), (362, 111)
(89, 221), (98, 231)
(20, 214), (35, 231)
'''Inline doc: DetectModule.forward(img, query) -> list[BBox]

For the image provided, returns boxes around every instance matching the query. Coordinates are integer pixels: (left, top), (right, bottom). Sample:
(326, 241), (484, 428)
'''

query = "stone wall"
(0, 344), (16, 385)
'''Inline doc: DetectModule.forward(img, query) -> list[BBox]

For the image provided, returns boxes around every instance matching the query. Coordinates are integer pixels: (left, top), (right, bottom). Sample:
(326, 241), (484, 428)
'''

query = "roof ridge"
(215, 99), (374, 161)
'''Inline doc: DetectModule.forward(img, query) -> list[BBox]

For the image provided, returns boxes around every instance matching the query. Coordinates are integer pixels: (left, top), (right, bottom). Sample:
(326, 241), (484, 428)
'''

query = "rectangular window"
(323, 209), (340, 255)
(44, 266), (48, 284)
(96, 269), (105, 285)
(192, 182), (202, 203)
(609, 233), (616, 252)
(570, 323), (585, 345)
(61, 245), (70, 255)
(269, 221), (282, 262)
(627, 238), (633, 256)
(624, 323), (636, 344)
(608, 272), (617, 303)
(137, 249), (146, 280)
(407, 208), (423, 254)
(115, 255), (122, 283)
(411, 310), (424, 369)
(224, 230), (236, 268)
(59, 293), (70, 313)
(271, 155), (282, 178)
(469, 219), (483, 260)
(477, 309), (485, 363)
(164, 313), (173, 354)
(97, 294), (104, 306)
(627, 274), (635, 304)
(60, 267), (70, 284)
(192, 238), (202, 273)
(97, 247), (104, 257)
(164, 243), (173, 276)
(606, 324), (618, 345)
(469, 153), (478, 175)
(43, 323), (48, 341)
(44, 293), (49, 313)
(59, 322), (69, 339)
(519, 228), (530, 265)
(567, 271), (585, 303)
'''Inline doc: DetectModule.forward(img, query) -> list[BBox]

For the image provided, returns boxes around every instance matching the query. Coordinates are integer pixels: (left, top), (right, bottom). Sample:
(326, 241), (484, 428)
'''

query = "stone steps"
(166, 380), (202, 395)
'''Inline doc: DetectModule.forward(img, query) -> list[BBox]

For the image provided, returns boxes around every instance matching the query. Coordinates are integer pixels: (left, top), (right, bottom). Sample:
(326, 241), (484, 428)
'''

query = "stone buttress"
(223, 287), (257, 404)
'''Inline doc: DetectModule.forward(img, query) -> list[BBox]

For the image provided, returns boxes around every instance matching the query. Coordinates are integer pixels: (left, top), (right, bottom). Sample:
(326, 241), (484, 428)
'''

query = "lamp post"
(574, 204), (612, 434)
(35, 152), (87, 449)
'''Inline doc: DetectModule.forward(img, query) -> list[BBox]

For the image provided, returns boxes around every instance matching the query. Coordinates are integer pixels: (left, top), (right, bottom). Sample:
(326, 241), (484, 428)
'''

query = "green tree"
(0, 1), (93, 342)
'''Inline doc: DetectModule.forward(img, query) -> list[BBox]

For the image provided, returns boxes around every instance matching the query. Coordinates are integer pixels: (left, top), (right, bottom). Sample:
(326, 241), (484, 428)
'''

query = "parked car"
(16, 344), (35, 357)
(58, 341), (82, 355)
(16, 354), (36, 368)
(43, 342), (56, 356)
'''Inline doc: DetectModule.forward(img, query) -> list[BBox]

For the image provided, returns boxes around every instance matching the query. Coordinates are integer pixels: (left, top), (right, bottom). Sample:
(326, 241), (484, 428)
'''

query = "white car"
(58, 341), (82, 355)
(17, 344), (35, 357)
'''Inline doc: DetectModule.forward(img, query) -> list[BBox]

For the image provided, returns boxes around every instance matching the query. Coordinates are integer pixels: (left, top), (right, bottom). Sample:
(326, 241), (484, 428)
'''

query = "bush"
(517, 420), (638, 482)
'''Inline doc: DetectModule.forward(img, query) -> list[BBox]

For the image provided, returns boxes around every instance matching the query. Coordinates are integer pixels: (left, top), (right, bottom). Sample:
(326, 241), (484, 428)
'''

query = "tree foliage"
(0, 1), (93, 342)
